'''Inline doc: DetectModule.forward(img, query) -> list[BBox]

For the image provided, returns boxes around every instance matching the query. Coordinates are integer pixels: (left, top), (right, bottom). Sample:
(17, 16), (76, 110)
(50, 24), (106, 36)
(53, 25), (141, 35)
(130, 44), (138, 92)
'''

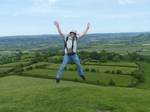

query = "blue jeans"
(56, 54), (84, 79)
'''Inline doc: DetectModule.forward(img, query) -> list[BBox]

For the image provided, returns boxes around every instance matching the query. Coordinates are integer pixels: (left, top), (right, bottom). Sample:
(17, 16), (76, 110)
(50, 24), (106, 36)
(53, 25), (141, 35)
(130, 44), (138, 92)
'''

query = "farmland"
(0, 32), (150, 111)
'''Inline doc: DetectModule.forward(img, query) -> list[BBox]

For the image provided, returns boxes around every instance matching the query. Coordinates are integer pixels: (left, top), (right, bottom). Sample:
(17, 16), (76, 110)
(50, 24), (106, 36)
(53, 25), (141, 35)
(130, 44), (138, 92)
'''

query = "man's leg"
(71, 54), (85, 80)
(56, 54), (70, 80)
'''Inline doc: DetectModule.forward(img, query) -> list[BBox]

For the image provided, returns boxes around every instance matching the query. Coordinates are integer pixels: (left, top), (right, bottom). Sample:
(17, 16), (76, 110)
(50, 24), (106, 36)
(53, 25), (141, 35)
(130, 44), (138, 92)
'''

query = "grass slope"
(136, 62), (150, 89)
(0, 76), (150, 112)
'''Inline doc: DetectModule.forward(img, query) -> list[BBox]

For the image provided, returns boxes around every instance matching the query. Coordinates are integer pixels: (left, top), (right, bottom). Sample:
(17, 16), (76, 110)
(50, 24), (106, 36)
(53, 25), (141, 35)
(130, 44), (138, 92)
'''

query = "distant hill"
(0, 31), (149, 44)
(0, 32), (149, 55)
(1, 31), (150, 39)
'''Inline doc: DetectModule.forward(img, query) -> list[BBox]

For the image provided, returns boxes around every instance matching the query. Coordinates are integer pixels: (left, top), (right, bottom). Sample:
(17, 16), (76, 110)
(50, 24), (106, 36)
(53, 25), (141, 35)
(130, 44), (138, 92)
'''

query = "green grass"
(0, 61), (29, 67)
(61, 71), (137, 87)
(82, 65), (137, 74)
(100, 61), (138, 67)
(136, 62), (150, 89)
(0, 67), (12, 73)
(21, 54), (34, 59)
(23, 69), (138, 87)
(0, 76), (150, 112)
(47, 63), (138, 74)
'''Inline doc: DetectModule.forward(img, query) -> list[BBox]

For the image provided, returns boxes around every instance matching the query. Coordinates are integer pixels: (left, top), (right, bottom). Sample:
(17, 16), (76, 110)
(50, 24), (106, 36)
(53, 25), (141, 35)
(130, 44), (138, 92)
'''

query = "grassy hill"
(136, 62), (150, 89)
(0, 76), (150, 112)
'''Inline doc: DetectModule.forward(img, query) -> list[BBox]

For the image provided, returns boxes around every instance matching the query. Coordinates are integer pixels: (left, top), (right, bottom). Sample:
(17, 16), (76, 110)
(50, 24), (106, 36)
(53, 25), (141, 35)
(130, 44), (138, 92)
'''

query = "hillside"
(0, 76), (150, 112)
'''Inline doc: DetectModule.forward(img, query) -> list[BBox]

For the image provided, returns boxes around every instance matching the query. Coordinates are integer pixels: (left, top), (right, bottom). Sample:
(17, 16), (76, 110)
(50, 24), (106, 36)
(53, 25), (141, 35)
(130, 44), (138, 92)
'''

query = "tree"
(30, 59), (38, 64)
(123, 55), (131, 61)
(59, 56), (63, 63)
(18, 51), (23, 56)
(99, 56), (107, 62)
(78, 51), (89, 60)
(35, 52), (41, 57)
(112, 55), (120, 62)
(47, 57), (53, 63)
(53, 58), (59, 63)
(130, 70), (145, 83)
(89, 51), (98, 59)
(130, 52), (140, 61)
(47, 51), (55, 56)
(91, 68), (96, 72)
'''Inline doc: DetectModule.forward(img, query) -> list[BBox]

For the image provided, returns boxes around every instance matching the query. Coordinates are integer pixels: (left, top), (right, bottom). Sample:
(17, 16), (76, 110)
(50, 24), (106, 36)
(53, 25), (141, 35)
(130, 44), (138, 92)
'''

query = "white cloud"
(48, 0), (57, 4)
(25, 7), (57, 13)
(28, 0), (58, 14)
(63, 14), (90, 19)
(118, 0), (149, 5)
(33, 0), (57, 5)
(33, 0), (42, 5)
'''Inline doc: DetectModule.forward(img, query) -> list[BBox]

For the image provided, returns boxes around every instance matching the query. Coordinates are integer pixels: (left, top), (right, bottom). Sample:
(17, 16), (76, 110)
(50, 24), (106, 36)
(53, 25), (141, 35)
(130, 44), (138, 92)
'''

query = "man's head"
(70, 29), (77, 37)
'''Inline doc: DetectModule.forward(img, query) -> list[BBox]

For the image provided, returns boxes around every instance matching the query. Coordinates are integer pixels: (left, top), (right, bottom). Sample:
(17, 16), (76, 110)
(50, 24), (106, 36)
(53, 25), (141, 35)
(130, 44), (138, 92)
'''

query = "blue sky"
(0, 0), (150, 36)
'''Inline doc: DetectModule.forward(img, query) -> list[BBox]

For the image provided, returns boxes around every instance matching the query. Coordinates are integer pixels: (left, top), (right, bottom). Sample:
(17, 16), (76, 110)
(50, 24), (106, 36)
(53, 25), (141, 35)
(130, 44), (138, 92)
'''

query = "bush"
(109, 79), (116, 86)
(7, 69), (14, 72)
(128, 78), (139, 87)
(68, 68), (74, 71)
(116, 70), (122, 74)
(131, 70), (145, 83)
(97, 80), (100, 84)
(14, 68), (24, 73)
(35, 64), (47, 69)
(111, 71), (115, 74)
(3, 71), (9, 74)
(74, 78), (78, 82)
(64, 67), (67, 71)
(35, 65), (39, 69)
(85, 68), (89, 72)
(30, 59), (38, 64)
(74, 67), (77, 71)
(91, 68), (96, 72)
(105, 70), (110, 73)
(26, 66), (33, 71)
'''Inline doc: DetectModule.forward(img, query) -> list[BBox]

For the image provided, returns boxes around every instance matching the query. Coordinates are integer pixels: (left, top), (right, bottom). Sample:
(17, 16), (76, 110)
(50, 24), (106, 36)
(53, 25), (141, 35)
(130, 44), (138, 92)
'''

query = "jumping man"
(54, 21), (90, 83)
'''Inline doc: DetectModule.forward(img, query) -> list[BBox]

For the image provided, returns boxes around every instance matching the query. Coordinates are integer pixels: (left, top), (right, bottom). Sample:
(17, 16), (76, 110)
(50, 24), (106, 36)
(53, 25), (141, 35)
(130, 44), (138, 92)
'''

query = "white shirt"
(63, 35), (79, 54)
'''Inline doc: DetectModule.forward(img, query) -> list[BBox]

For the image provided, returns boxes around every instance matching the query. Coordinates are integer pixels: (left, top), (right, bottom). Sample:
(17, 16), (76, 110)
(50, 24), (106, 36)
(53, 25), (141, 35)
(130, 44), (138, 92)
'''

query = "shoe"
(56, 78), (60, 83)
(80, 75), (86, 80)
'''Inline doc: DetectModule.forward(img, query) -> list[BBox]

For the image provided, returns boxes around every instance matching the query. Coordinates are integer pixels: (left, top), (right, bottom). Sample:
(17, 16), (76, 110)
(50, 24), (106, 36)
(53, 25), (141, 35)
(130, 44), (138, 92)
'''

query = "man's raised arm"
(78, 23), (90, 38)
(54, 21), (65, 37)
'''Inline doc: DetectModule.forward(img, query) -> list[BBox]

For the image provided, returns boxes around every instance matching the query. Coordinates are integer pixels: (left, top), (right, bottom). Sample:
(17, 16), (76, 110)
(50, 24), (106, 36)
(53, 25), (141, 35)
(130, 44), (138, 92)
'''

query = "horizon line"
(0, 31), (150, 37)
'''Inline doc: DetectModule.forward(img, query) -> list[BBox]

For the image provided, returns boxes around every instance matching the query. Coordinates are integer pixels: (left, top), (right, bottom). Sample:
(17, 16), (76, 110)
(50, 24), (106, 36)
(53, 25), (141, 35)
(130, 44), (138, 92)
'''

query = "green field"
(0, 59), (140, 87)
(0, 67), (12, 73)
(20, 61), (139, 87)
(136, 62), (150, 89)
(0, 61), (29, 67)
(0, 76), (150, 112)
(23, 69), (138, 87)
(47, 62), (138, 74)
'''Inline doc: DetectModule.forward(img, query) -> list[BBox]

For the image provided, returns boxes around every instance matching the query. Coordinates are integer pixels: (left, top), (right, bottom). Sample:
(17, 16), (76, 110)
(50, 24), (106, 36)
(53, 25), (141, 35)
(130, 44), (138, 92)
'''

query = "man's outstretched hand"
(54, 21), (59, 27)
(87, 23), (90, 28)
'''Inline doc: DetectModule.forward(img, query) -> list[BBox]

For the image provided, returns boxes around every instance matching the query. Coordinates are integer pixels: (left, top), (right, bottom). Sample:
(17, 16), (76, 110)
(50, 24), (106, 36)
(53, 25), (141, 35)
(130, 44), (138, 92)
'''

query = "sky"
(0, 0), (150, 36)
